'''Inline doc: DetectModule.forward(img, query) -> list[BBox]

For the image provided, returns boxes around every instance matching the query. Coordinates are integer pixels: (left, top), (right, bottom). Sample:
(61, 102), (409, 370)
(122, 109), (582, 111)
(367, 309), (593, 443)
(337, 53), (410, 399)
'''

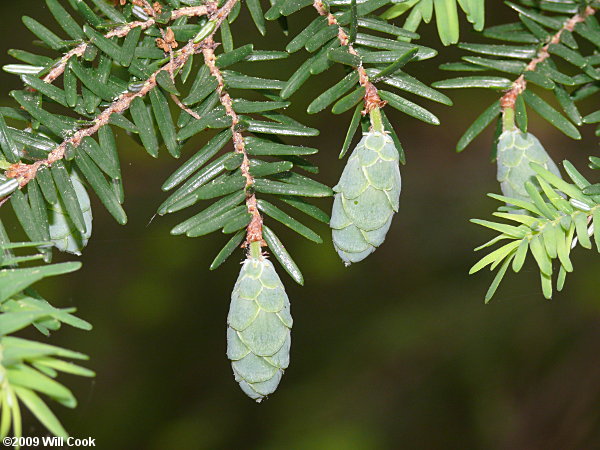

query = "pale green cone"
(331, 131), (401, 265)
(227, 252), (292, 402)
(496, 129), (561, 202)
(48, 169), (92, 255)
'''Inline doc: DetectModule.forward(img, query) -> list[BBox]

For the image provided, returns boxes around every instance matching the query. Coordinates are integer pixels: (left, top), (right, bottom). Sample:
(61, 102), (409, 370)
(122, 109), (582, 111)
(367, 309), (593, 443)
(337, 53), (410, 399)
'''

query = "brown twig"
(202, 38), (264, 246)
(170, 93), (200, 120)
(313, 0), (385, 115)
(7, 0), (237, 188)
(42, 4), (216, 85)
(500, 6), (596, 111)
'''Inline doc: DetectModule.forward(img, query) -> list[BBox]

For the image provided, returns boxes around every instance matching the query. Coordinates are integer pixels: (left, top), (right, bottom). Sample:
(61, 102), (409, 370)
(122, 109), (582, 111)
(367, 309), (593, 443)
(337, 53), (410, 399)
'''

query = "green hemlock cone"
(227, 254), (292, 402)
(496, 129), (561, 202)
(330, 131), (401, 265)
(48, 170), (92, 255)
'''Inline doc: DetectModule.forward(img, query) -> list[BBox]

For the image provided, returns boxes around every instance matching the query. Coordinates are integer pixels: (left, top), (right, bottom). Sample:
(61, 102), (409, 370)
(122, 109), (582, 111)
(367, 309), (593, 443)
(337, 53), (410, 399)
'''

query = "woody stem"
(5, 0), (236, 189)
(312, 0), (385, 117)
(201, 31), (264, 246)
(500, 5), (596, 118)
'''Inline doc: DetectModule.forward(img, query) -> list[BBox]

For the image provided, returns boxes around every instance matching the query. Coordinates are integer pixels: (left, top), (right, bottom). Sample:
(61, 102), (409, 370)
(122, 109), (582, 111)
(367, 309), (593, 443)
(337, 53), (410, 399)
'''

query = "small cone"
(227, 251), (292, 401)
(330, 131), (401, 265)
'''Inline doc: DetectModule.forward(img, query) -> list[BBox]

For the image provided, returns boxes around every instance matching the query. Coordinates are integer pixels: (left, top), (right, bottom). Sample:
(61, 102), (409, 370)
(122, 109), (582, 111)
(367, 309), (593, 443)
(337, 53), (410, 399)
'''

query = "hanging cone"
(227, 251), (292, 402)
(330, 130), (401, 265)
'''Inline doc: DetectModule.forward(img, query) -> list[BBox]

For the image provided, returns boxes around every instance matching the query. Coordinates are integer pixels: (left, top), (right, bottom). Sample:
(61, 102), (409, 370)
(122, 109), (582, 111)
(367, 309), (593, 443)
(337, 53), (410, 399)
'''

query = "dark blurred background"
(1, 2), (599, 449)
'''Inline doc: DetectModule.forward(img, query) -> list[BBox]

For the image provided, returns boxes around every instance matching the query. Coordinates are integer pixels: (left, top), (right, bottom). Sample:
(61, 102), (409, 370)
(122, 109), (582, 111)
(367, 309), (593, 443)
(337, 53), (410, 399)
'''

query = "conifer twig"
(6, 0), (239, 189)
(313, 0), (385, 115)
(500, 6), (596, 112)
(202, 38), (264, 246)
(170, 93), (201, 120)
(42, 4), (217, 85)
